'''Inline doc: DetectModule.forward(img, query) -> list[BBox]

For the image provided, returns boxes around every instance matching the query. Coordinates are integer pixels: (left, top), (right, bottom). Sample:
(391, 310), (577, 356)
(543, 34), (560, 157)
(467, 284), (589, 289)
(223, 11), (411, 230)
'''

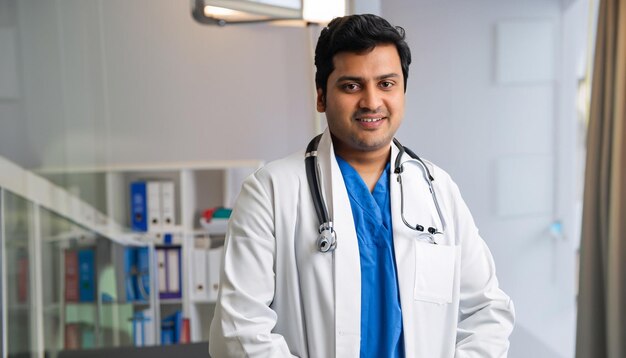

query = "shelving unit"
(0, 156), (263, 357)
(0, 183), (159, 358)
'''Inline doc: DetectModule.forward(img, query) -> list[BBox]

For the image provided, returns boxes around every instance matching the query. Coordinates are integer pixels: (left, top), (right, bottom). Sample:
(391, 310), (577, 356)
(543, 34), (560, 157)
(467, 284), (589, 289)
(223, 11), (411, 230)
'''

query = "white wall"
(0, 0), (28, 166)
(11, 0), (315, 169)
(383, 1), (590, 357)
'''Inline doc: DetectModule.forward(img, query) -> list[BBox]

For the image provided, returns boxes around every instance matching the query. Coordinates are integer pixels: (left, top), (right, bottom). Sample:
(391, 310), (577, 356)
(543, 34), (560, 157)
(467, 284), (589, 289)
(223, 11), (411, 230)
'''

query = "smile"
(357, 117), (385, 122)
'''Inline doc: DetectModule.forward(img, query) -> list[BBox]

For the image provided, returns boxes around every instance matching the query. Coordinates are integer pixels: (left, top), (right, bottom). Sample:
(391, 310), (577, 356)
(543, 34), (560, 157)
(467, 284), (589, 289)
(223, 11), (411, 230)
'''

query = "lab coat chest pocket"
(414, 242), (456, 304)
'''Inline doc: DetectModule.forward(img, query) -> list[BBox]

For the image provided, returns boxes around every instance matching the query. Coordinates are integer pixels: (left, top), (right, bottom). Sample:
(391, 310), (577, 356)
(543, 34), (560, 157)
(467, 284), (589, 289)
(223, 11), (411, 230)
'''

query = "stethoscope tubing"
(396, 157), (447, 233)
(305, 134), (447, 252)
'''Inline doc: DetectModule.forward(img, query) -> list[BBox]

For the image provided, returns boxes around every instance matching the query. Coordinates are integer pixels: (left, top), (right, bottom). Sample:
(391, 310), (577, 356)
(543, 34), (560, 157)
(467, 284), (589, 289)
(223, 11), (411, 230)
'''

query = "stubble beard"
(348, 131), (394, 153)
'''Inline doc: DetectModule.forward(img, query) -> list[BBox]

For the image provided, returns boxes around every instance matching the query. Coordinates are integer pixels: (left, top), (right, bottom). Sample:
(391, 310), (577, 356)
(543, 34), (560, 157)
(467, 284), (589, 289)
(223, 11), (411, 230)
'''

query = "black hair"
(314, 14), (412, 98)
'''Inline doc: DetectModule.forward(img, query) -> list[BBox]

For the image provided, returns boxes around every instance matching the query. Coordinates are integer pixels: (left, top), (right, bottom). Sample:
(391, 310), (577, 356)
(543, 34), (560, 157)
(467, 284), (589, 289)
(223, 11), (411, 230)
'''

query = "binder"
(120, 246), (151, 302)
(156, 249), (167, 297)
(123, 247), (137, 301)
(131, 181), (162, 232)
(167, 248), (181, 296)
(132, 309), (155, 346)
(64, 250), (79, 302)
(81, 327), (95, 348)
(78, 249), (95, 302)
(161, 310), (183, 344)
(161, 321), (175, 345)
(64, 323), (80, 349)
(180, 318), (190, 344)
(207, 247), (222, 301)
(156, 246), (182, 299)
(147, 181), (162, 232)
(191, 248), (208, 301)
(130, 182), (148, 232)
(136, 247), (151, 301)
(160, 181), (176, 233)
(131, 313), (145, 347)
(143, 309), (156, 346)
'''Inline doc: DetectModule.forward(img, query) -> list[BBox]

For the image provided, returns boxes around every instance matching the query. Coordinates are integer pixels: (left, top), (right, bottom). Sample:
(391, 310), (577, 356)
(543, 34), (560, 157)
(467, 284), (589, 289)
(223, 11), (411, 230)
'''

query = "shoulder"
(242, 150), (307, 197)
(253, 150), (306, 182)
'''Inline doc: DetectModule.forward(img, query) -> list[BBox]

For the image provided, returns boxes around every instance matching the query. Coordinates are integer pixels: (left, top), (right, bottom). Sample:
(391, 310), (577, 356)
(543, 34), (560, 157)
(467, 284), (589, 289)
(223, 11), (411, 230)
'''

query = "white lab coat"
(209, 129), (515, 357)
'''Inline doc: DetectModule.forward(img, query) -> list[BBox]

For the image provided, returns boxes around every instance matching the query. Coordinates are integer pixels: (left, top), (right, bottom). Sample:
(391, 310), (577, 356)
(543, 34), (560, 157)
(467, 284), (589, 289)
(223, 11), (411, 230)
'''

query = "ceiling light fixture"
(192, 0), (346, 26)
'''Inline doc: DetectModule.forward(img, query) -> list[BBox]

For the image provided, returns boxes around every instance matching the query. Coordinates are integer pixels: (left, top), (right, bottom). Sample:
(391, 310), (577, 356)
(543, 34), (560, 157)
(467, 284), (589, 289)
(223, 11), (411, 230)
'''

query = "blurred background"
(0, 0), (598, 357)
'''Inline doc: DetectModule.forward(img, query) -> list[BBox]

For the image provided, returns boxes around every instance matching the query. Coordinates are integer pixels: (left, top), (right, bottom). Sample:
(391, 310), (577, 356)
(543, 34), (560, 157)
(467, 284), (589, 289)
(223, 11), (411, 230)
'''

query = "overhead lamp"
(192, 0), (346, 26)
(302, 0), (345, 24)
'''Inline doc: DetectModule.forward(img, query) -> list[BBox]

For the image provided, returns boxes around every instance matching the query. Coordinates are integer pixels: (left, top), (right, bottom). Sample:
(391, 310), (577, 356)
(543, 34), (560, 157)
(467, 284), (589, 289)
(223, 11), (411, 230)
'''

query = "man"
(209, 14), (514, 358)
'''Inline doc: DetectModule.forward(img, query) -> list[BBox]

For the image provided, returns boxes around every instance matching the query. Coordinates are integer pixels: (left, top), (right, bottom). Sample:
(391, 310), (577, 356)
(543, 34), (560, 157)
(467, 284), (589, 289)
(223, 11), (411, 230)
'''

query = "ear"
(316, 88), (326, 112)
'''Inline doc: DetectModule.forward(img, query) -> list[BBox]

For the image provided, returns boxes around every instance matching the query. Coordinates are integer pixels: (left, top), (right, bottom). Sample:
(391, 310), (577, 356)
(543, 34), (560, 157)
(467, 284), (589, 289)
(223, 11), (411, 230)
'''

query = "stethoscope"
(305, 134), (447, 253)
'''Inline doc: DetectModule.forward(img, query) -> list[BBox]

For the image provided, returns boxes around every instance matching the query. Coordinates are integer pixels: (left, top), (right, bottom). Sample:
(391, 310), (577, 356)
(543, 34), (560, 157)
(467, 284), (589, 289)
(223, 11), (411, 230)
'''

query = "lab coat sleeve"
(448, 181), (516, 358)
(209, 170), (297, 358)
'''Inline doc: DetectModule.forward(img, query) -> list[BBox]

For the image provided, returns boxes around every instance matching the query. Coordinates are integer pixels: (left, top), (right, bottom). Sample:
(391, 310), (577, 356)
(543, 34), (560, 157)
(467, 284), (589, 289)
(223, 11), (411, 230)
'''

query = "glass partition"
(39, 209), (145, 355)
(3, 190), (34, 358)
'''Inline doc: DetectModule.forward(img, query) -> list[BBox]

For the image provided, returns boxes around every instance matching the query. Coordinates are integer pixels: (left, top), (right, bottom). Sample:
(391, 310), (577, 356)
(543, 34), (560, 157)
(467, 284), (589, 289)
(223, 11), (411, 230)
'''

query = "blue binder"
(161, 310), (182, 344)
(78, 249), (95, 302)
(130, 182), (148, 232)
(136, 247), (151, 301)
(124, 247), (137, 301)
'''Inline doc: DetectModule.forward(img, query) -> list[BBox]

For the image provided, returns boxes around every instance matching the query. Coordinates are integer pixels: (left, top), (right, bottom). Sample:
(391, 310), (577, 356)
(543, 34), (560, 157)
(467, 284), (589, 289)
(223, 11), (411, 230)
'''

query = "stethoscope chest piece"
(317, 223), (337, 253)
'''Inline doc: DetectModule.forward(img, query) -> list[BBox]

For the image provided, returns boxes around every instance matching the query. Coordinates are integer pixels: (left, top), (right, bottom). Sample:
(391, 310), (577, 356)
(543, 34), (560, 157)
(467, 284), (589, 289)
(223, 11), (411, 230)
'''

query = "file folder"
(191, 248), (208, 301)
(167, 248), (180, 295)
(131, 181), (163, 232)
(207, 247), (222, 301)
(136, 247), (151, 301)
(64, 250), (79, 302)
(130, 182), (148, 232)
(156, 249), (167, 297)
(156, 246), (182, 299)
(160, 181), (176, 233)
(147, 181), (161, 232)
(78, 249), (96, 302)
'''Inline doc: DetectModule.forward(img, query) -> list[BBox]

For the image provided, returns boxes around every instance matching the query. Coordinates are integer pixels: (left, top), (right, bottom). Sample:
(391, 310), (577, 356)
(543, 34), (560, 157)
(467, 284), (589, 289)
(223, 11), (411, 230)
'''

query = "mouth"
(356, 116), (386, 123)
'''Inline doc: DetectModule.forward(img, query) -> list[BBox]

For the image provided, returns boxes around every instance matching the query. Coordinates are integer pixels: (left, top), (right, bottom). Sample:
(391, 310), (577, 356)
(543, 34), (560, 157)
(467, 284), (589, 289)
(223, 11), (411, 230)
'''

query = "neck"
(334, 141), (391, 192)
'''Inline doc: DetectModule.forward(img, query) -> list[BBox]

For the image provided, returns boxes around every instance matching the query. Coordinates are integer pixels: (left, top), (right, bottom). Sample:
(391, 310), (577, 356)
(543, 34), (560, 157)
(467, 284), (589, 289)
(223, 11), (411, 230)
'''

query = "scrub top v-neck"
(336, 156), (404, 358)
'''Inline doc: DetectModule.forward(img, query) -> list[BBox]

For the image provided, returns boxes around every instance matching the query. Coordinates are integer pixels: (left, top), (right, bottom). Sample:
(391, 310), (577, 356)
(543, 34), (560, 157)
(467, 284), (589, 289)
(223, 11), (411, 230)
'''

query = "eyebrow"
(335, 73), (400, 84)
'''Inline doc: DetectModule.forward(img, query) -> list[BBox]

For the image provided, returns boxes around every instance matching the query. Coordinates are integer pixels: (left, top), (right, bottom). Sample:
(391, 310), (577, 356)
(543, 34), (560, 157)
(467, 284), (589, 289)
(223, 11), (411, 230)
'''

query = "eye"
(379, 81), (395, 89)
(341, 83), (361, 92)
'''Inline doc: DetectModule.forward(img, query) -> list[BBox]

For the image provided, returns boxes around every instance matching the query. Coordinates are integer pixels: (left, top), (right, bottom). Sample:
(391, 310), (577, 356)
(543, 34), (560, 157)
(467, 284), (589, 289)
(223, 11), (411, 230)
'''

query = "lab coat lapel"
(390, 142), (443, 356)
(316, 129), (361, 357)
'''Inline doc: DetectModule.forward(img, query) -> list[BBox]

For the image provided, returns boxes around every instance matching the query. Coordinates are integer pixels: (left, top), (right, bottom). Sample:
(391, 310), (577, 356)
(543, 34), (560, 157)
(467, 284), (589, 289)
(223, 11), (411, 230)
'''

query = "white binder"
(167, 249), (181, 293)
(191, 249), (209, 301)
(147, 181), (162, 232)
(156, 249), (167, 295)
(207, 247), (222, 301)
(160, 181), (176, 233)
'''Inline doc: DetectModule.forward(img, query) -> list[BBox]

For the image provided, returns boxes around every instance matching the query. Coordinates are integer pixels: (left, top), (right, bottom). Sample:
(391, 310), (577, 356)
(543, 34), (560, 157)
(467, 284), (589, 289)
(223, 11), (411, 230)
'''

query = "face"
(317, 43), (405, 159)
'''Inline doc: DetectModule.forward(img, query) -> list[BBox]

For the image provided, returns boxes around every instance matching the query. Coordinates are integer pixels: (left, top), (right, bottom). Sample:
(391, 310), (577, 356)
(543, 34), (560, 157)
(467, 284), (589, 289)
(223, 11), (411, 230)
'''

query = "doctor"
(209, 14), (515, 358)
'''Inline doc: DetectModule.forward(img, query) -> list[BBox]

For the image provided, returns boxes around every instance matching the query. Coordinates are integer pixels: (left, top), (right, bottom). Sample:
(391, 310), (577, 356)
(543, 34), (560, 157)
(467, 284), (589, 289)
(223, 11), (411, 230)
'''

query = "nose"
(358, 87), (383, 111)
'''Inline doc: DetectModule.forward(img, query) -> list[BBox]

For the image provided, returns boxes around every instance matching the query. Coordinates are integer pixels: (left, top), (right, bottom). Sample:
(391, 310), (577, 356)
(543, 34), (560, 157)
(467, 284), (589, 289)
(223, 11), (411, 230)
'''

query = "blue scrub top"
(336, 156), (405, 358)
